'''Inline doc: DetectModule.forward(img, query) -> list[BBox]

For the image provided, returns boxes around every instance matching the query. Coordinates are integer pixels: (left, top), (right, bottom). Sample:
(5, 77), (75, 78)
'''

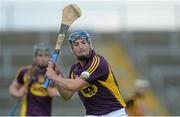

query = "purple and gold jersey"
(15, 65), (52, 116)
(69, 50), (126, 115)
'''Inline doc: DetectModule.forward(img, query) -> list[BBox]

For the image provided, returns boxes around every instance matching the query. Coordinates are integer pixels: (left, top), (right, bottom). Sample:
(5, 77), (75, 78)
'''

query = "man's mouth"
(79, 50), (86, 53)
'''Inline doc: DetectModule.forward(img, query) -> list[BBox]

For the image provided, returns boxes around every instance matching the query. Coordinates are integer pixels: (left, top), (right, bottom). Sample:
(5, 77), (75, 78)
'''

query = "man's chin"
(77, 54), (91, 61)
(37, 63), (47, 67)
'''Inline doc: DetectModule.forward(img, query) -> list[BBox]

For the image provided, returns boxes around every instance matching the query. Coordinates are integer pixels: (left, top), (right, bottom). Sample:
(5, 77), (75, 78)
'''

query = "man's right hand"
(46, 61), (59, 81)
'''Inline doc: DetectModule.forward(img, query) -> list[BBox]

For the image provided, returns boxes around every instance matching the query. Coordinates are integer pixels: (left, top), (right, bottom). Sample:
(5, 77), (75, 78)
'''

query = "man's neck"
(35, 64), (47, 73)
(79, 60), (86, 67)
(77, 50), (93, 67)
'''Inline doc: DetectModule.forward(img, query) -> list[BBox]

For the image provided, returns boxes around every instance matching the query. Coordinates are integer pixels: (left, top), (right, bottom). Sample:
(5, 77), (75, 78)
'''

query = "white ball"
(81, 71), (90, 79)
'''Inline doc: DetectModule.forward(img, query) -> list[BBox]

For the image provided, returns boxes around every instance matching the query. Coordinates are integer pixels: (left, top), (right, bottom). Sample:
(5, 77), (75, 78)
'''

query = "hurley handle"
(41, 50), (59, 89)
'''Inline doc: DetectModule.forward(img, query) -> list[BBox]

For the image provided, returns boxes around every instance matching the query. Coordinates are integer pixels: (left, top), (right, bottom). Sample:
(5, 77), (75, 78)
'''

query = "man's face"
(136, 87), (147, 97)
(71, 38), (91, 58)
(34, 51), (50, 67)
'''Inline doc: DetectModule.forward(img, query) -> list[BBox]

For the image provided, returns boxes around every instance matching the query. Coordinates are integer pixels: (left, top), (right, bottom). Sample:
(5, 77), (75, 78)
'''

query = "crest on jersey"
(38, 75), (45, 84)
(30, 83), (48, 96)
(80, 84), (98, 98)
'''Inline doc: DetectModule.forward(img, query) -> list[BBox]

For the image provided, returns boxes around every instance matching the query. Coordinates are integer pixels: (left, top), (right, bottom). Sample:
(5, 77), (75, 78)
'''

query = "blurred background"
(0, 0), (180, 116)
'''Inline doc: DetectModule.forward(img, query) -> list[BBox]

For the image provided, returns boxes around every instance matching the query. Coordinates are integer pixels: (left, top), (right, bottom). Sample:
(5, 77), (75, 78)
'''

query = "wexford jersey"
(15, 65), (52, 116)
(69, 50), (126, 115)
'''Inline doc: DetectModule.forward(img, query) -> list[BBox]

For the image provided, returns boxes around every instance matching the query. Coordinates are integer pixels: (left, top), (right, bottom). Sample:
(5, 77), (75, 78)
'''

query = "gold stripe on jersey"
(87, 56), (100, 75)
(89, 56), (100, 74)
(23, 73), (28, 84)
(98, 67), (126, 107)
(70, 71), (74, 79)
(20, 73), (29, 116)
(87, 56), (97, 73)
(20, 95), (27, 116)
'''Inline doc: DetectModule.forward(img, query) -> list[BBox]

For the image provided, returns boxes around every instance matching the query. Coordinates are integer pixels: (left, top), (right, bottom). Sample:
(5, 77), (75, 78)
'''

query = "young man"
(46, 31), (127, 116)
(9, 43), (59, 116)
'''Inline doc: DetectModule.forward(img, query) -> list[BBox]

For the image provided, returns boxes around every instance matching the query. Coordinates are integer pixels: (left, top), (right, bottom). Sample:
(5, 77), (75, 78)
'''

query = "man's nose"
(78, 43), (83, 49)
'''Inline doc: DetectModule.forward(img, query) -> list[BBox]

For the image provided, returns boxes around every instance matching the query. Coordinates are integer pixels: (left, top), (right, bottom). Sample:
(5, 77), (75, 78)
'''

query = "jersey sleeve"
(15, 68), (27, 85)
(84, 55), (109, 83)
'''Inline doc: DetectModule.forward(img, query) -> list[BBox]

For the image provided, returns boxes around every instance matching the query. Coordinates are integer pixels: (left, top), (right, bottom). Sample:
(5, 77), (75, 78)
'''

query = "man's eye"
(82, 42), (86, 44)
(37, 54), (43, 57)
(73, 43), (79, 46)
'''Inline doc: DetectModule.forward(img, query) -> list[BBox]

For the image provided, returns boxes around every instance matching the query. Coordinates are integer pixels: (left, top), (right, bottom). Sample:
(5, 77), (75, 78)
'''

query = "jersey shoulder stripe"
(87, 55), (100, 75)
(87, 56), (97, 72)
(15, 65), (32, 80)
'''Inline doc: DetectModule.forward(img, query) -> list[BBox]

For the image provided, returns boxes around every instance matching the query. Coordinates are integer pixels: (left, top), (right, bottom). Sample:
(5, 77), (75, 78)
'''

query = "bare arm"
(56, 84), (75, 100)
(48, 74), (87, 100)
(9, 79), (25, 98)
(47, 86), (60, 97)
(54, 75), (88, 92)
(49, 76), (87, 100)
